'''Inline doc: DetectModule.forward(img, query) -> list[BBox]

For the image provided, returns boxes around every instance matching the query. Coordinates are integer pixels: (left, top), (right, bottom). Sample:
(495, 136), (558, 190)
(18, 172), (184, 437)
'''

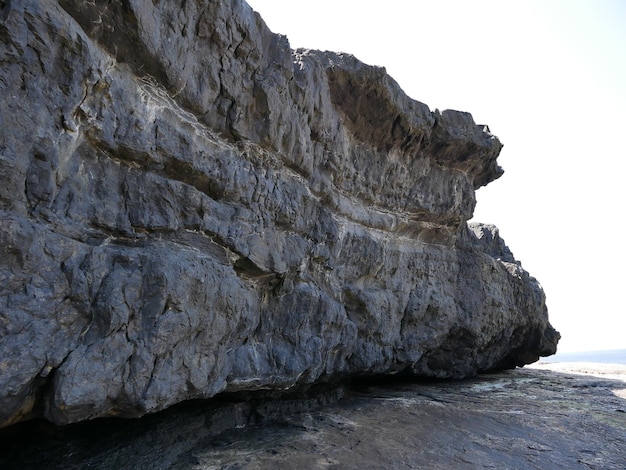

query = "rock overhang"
(0, 0), (558, 428)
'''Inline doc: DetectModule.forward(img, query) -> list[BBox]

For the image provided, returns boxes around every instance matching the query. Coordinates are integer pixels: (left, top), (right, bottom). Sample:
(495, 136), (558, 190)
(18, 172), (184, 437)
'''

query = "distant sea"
(541, 349), (626, 365)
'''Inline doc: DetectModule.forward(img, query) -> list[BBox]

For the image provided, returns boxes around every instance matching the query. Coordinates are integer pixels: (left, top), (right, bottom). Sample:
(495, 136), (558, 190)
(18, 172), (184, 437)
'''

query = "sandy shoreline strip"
(527, 361), (626, 383)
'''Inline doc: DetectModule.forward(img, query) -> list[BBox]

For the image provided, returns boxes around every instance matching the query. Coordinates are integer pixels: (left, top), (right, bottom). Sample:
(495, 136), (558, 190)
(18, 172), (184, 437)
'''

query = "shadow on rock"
(1, 368), (625, 469)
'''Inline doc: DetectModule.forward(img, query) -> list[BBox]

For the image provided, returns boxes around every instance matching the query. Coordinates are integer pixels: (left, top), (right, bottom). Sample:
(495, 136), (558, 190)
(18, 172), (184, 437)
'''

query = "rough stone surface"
(2, 366), (625, 469)
(0, 0), (558, 428)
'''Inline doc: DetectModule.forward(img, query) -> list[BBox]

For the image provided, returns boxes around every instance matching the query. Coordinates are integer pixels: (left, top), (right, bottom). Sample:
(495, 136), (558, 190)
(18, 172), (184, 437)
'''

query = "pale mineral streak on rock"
(0, 0), (558, 428)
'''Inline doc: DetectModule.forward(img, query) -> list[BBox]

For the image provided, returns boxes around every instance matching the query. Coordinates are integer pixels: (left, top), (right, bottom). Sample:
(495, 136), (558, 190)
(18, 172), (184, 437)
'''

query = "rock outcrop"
(0, 0), (559, 428)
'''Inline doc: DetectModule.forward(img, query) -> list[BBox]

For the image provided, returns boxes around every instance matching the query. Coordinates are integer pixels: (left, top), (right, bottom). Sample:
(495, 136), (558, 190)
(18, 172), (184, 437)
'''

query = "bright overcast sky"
(246, 0), (626, 353)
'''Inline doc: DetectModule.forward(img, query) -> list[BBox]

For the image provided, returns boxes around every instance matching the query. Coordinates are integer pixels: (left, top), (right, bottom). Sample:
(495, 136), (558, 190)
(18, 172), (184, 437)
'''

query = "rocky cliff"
(0, 0), (559, 428)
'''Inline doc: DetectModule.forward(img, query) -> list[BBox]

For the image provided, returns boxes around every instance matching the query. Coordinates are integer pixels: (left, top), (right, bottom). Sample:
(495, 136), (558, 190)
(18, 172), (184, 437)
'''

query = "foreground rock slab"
(2, 366), (625, 469)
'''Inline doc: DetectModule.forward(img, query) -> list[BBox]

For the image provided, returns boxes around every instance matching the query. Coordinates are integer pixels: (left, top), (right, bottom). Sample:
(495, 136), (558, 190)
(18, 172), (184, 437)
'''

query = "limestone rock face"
(0, 0), (558, 428)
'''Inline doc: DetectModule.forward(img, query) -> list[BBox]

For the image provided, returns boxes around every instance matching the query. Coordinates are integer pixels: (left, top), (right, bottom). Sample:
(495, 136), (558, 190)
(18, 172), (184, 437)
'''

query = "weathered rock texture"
(4, 367), (625, 469)
(0, 0), (559, 428)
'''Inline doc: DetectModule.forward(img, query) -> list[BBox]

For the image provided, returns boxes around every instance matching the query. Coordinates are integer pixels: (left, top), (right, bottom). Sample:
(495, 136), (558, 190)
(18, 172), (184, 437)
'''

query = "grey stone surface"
(3, 367), (625, 469)
(0, 0), (558, 428)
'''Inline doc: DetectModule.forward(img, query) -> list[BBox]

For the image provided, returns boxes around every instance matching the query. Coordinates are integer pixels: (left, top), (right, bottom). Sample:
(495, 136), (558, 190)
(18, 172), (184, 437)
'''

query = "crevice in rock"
(58, 0), (170, 90)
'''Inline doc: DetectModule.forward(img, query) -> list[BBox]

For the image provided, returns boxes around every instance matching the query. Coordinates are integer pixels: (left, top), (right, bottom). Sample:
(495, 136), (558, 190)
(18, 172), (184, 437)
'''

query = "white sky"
(246, 0), (626, 353)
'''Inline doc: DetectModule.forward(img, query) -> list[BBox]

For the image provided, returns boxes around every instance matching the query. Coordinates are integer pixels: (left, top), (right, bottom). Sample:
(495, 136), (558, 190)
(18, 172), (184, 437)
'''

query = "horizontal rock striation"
(0, 0), (558, 428)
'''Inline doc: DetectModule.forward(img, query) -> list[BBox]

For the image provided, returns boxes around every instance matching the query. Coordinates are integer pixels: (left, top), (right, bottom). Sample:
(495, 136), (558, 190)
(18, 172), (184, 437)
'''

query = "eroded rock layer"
(0, 0), (558, 428)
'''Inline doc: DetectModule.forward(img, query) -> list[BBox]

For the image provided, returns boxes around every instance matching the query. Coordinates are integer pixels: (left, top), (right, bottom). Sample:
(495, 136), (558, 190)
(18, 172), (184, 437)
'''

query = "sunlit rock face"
(0, 0), (558, 428)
